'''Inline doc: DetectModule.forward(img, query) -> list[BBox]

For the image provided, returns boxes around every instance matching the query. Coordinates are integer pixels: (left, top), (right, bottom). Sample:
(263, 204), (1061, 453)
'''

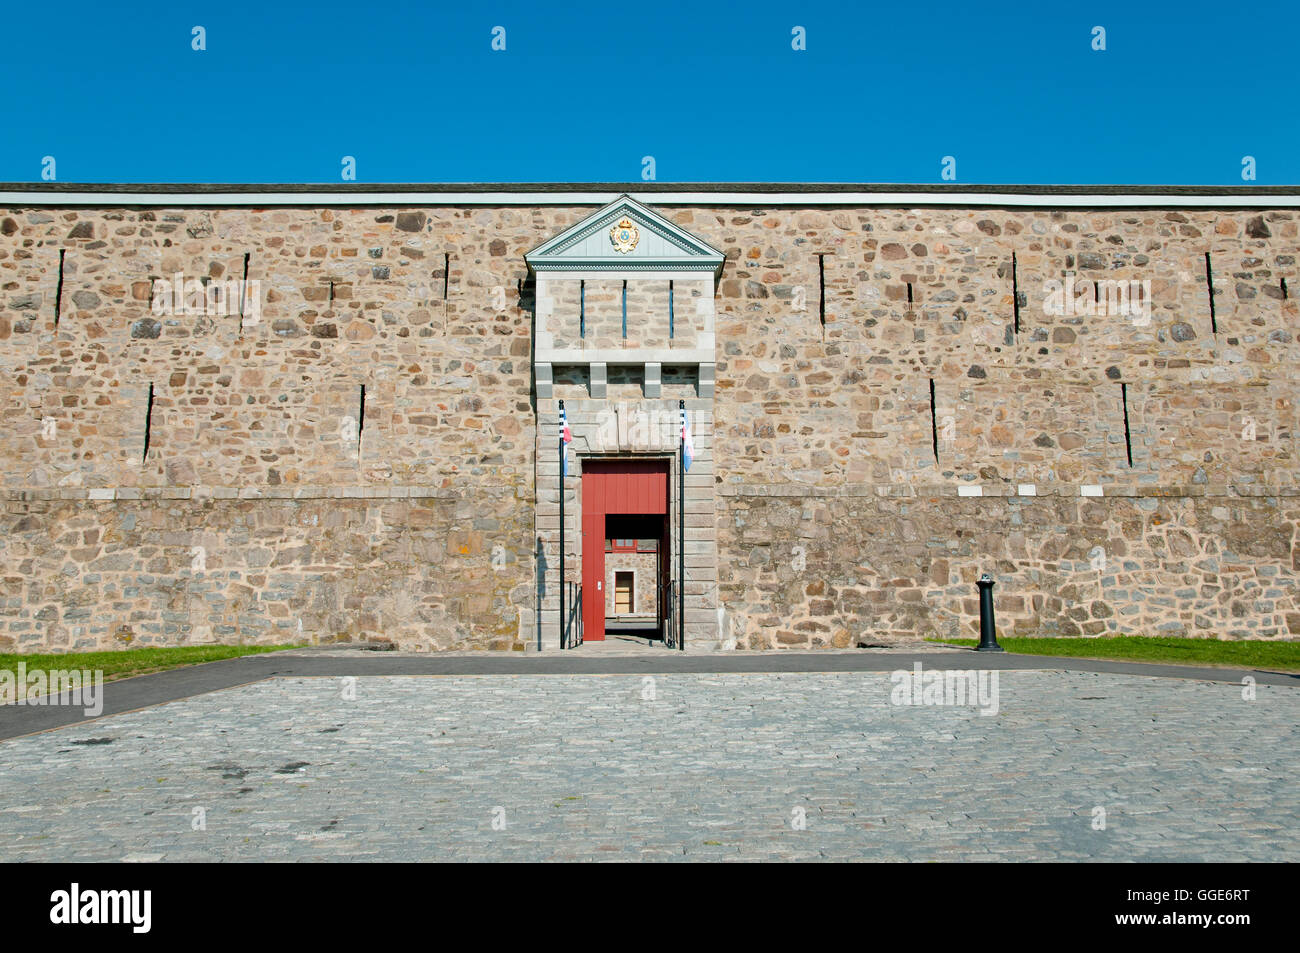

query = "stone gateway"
(2, 182), (1299, 652)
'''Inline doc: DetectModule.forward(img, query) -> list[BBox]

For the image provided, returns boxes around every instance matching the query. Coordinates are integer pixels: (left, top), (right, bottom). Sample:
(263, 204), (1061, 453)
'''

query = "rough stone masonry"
(1, 184), (1298, 651)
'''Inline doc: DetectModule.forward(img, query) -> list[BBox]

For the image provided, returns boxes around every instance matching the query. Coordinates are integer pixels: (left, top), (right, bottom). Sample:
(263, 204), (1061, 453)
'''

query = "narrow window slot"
(906, 282), (913, 306)
(142, 382), (155, 463)
(929, 378), (939, 463)
(54, 249), (66, 328)
(621, 279), (628, 339)
(1282, 277), (1289, 301)
(1011, 252), (1020, 334)
(357, 384), (366, 457)
(442, 254), (450, 299)
(817, 254), (826, 332)
(580, 279), (585, 339)
(1205, 252), (1217, 333)
(328, 280), (335, 304)
(239, 252), (250, 324)
(1121, 382), (1133, 468)
(665, 278), (676, 338)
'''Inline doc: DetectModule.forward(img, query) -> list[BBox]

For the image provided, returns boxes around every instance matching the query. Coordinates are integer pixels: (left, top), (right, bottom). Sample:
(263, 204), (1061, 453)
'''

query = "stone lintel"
(537, 347), (712, 365)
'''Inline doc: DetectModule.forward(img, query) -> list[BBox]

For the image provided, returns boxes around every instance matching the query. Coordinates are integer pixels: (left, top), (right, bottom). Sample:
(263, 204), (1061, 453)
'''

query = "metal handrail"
(662, 579), (677, 649)
(562, 581), (583, 649)
(574, 584), (583, 646)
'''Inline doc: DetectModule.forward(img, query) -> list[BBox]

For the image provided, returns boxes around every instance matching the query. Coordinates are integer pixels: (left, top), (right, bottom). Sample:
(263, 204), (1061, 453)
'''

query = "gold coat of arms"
(609, 216), (639, 253)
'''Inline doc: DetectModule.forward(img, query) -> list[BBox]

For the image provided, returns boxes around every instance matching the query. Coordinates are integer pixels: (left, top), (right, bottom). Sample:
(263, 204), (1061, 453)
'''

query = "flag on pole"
(561, 404), (573, 477)
(681, 406), (694, 472)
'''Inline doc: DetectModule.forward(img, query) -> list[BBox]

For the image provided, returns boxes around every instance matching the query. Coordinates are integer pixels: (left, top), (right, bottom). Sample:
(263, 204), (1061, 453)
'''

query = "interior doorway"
(614, 572), (634, 614)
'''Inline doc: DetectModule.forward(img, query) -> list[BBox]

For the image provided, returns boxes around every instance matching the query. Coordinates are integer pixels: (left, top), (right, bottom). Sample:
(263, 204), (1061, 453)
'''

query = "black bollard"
(976, 573), (1004, 652)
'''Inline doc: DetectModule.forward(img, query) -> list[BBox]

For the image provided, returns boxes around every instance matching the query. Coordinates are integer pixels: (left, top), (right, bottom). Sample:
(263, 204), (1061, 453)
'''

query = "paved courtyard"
(1, 670), (1296, 861)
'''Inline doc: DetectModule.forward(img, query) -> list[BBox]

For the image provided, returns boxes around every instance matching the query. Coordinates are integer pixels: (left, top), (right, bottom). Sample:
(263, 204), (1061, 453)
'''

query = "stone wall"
(0, 488), (529, 651)
(719, 486), (1300, 647)
(541, 276), (709, 352)
(705, 204), (1300, 646)
(0, 205), (545, 651)
(2, 201), (1298, 651)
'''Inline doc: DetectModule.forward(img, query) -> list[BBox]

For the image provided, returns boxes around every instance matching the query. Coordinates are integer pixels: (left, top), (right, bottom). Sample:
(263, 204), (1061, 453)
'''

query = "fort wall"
(1, 201), (1295, 650)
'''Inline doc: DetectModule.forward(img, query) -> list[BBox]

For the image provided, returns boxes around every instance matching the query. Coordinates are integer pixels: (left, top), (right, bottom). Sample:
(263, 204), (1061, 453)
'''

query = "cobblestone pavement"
(1, 671), (1295, 861)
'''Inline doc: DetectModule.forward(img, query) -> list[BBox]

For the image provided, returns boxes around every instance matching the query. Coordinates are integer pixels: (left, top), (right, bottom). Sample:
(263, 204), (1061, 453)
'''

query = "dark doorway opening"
(603, 513), (667, 639)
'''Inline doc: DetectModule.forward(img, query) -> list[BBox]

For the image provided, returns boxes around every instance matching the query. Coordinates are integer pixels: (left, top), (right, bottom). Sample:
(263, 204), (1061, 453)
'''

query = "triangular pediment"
(526, 195), (724, 273)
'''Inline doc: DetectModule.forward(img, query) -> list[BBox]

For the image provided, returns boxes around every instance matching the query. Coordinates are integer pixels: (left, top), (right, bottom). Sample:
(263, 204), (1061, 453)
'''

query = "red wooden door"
(581, 509), (605, 640)
(581, 460), (669, 641)
(586, 459), (668, 515)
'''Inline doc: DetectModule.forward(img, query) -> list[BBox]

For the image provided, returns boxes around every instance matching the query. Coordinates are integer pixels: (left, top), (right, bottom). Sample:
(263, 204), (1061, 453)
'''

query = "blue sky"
(3, 1), (1294, 185)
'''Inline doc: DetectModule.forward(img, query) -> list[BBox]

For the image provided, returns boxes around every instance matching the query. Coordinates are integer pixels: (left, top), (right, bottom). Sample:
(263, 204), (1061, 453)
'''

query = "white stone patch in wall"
(625, 405), (665, 451)
(717, 606), (736, 651)
(88, 488), (114, 500)
(957, 485), (983, 497)
(1080, 485), (1104, 497)
(1018, 484), (1037, 496)
(591, 408), (616, 452)
(588, 402), (677, 453)
(971, 321), (1001, 348)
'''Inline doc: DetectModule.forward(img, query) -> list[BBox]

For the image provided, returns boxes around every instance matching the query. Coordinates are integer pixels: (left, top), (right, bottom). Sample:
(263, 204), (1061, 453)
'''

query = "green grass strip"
(927, 636), (1300, 670)
(1, 644), (302, 686)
